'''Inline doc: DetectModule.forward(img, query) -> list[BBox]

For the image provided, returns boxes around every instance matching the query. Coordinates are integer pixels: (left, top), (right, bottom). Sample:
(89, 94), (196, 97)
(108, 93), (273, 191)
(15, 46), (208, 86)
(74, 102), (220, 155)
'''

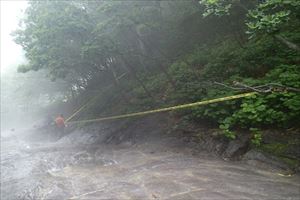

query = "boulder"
(242, 149), (290, 171)
(222, 134), (250, 159)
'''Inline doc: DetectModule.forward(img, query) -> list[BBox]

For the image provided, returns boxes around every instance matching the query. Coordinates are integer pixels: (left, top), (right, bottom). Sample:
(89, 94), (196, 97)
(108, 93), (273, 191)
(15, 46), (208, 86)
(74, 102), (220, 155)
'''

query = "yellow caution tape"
(67, 92), (257, 124)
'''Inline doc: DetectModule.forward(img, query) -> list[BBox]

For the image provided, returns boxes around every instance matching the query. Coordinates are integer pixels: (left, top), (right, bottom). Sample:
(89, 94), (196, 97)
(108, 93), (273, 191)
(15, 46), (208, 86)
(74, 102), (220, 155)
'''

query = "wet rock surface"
(1, 117), (300, 199)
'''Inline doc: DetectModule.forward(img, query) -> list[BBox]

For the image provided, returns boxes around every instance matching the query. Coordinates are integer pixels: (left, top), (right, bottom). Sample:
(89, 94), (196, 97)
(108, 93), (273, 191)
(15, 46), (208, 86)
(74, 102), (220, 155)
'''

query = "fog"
(1, 1), (70, 131)
(1, 66), (71, 131)
(1, 1), (299, 199)
(1, 1), (27, 131)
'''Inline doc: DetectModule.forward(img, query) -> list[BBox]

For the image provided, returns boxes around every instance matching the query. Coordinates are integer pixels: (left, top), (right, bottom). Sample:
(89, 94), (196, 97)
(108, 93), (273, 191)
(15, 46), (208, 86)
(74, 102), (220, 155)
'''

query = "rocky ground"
(1, 114), (300, 199)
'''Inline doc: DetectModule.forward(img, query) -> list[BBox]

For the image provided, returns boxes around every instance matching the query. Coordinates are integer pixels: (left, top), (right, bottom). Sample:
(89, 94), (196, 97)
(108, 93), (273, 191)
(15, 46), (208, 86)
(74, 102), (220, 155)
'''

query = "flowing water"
(1, 123), (300, 200)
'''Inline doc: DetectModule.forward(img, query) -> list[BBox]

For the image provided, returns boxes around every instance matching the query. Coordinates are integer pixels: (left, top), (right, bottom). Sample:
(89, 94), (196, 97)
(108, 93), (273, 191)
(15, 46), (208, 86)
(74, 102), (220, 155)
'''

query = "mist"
(1, 1), (299, 199)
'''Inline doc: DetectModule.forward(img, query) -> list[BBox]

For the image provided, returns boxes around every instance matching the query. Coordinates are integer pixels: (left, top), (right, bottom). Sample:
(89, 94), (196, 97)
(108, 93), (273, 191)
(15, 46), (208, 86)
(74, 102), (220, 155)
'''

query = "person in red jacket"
(55, 114), (66, 137)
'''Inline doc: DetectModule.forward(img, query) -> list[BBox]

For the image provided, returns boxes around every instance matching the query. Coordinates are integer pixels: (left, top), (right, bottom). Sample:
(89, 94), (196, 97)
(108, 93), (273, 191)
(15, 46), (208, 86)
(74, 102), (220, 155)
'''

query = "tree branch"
(214, 81), (300, 93)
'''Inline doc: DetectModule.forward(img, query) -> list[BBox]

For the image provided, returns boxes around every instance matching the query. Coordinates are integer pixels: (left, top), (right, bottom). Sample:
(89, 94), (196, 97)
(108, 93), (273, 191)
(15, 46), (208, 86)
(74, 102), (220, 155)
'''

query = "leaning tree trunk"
(274, 35), (300, 52)
(132, 27), (177, 89)
(108, 63), (131, 105)
(118, 56), (154, 101)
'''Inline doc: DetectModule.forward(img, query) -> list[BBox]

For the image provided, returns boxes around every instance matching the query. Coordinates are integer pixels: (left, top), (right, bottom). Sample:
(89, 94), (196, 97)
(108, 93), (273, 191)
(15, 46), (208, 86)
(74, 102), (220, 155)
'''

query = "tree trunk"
(274, 35), (300, 52)
(136, 37), (149, 72)
(109, 63), (131, 104)
(132, 27), (176, 89)
(118, 56), (154, 100)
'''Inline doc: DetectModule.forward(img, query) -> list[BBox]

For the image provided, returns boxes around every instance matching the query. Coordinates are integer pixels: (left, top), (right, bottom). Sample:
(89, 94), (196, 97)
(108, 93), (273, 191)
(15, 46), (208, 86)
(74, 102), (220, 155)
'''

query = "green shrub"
(250, 128), (263, 146)
(193, 65), (300, 131)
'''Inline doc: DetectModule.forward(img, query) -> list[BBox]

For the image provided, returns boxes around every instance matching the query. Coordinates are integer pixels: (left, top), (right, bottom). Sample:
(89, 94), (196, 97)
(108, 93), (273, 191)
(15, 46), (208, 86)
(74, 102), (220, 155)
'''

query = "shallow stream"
(1, 125), (299, 199)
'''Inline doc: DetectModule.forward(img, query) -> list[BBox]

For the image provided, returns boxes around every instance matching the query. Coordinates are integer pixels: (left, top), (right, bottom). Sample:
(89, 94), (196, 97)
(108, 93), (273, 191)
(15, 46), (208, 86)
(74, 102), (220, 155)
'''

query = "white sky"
(1, 0), (28, 75)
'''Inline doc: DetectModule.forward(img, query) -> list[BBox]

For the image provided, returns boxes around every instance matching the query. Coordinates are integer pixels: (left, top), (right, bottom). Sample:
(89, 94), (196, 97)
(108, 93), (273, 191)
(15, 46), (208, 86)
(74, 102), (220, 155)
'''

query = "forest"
(12, 0), (300, 166)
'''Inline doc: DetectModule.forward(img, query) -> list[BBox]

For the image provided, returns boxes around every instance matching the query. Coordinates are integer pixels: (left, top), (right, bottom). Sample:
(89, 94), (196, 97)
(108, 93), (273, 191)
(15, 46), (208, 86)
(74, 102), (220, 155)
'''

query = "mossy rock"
(260, 143), (289, 156)
(259, 142), (300, 169)
(279, 157), (300, 169)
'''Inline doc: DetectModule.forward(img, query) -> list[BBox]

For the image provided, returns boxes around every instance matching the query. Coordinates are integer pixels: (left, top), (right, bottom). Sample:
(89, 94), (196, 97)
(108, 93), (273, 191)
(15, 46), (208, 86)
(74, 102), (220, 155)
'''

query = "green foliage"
(250, 128), (263, 146)
(200, 0), (300, 51)
(220, 123), (236, 140)
(13, 0), (300, 144)
(199, 0), (232, 17)
(203, 65), (300, 130)
(247, 0), (300, 37)
(13, 1), (96, 83)
(168, 61), (205, 103)
(165, 43), (300, 134)
(235, 65), (300, 127)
